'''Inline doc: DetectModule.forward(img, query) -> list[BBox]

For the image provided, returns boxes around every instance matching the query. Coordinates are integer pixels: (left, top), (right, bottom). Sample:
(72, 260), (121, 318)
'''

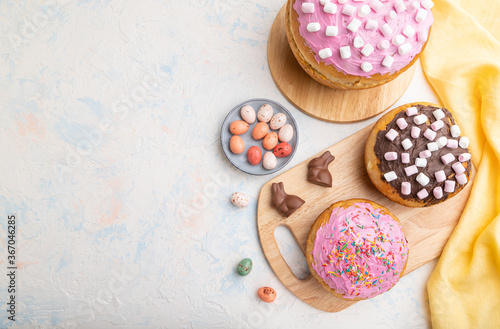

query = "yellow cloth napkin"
(421, 0), (500, 327)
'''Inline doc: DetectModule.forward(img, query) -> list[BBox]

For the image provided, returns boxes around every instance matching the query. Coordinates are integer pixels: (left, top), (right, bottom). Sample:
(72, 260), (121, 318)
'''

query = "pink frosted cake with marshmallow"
(306, 199), (409, 300)
(286, 0), (434, 89)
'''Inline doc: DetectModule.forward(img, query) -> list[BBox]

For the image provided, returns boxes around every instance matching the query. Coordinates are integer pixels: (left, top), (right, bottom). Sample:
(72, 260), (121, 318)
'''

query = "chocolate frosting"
(271, 182), (305, 217)
(374, 105), (471, 205)
(308, 151), (335, 187)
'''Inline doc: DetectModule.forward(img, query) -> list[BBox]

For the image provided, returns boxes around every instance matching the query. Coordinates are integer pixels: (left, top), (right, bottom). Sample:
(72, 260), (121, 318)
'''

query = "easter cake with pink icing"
(306, 199), (409, 300)
(286, 0), (434, 89)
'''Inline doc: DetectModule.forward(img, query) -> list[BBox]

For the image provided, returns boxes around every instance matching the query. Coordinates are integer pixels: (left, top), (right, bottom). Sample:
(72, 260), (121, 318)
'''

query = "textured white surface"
(0, 0), (440, 328)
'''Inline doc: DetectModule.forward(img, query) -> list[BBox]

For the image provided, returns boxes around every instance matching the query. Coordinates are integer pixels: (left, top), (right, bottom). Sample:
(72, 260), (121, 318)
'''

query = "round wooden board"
(267, 4), (417, 123)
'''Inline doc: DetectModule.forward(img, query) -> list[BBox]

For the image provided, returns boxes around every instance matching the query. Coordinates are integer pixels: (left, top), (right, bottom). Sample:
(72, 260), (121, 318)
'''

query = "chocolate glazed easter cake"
(365, 102), (472, 207)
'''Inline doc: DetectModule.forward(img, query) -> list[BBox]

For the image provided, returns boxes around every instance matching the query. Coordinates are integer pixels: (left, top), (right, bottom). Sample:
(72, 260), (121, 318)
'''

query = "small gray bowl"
(220, 98), (299, 175)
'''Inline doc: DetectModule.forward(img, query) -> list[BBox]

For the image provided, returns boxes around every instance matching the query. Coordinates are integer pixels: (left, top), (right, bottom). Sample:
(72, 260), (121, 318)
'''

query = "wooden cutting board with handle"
(257, 124), (474, 312)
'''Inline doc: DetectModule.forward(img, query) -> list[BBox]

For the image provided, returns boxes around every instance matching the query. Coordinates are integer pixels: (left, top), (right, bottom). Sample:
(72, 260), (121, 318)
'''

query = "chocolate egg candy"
(237, 258), (252, 276)
(247, 146), (262, 165)
(229, 135), (245, 154)
(262, 151), (277, 170)
(229, 120), (249, 135)
(273, 142), (292, 157)
(278, 124), (294, 142)
(240, 105), (256, 124)
(270, 113), (286, 130)
(257, 104), (273, 123)
(231, 192), (249, 208)
(257, 287), (276, 303)
(262, 132), (278, 150)
(252, 122), (269, 140)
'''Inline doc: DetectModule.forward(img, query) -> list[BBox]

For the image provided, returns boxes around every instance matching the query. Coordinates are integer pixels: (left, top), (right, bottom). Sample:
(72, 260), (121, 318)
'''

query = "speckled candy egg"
(278, 124), (293, 143)
(273, 142), (292, 158)
(257, 104), (273, 123)
(229, 135), (245, 154)
(257, 287), (276, 303)
(247, 146), (262, 165)
(270, 113), (286, 130)
(262, 132), (278, 150)
(252, 122), (269, 140)
(229, 120), (249, 135)
(262, 151), (277, 170)
(240, 105), (256, 124)
(231, 192), (249, 208)
(237, 258), (252, 276)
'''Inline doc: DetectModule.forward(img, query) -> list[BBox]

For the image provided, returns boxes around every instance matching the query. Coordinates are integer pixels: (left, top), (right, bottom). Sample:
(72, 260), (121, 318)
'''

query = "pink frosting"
(311, 202), (408, 299)
(293, 0), (433, 77)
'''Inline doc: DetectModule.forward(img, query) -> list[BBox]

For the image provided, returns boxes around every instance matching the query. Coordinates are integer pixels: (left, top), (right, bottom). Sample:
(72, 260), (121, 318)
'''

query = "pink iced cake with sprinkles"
(286, 0), (434, 89)
(306, 199), (409, 300)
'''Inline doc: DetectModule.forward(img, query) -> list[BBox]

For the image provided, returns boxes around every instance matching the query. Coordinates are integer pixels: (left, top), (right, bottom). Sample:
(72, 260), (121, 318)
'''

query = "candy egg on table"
(262, 151), (277, 170)
(252, 122), (269, 140)
(278, 124), (294, 142)
(237, 258), (253, 276)
(231, 192), (249, 208)
(273, 142), (292, 158)
(263, 132), (279, 150)
(257, 287), (276, 303)
(270, 113), (286, 130)
(229, 120), (249, 135)
(257, 104), (273, 123)
(240, 105), (256, 124)
(247, 146), (262, 165)
(229, 135), (245, 154)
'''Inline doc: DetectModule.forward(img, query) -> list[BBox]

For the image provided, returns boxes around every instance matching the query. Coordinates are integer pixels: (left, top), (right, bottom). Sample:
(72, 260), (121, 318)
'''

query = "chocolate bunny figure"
(271, 182), (305, 217)
(307, 151), (335, 187)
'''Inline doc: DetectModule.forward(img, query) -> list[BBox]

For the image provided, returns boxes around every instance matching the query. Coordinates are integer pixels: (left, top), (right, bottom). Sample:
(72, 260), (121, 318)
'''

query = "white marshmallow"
(347, 18), (362, 32)
(459, 153), (471, 162)
(342, 4), (356, 16)
(365, 19), (378, 30)
(406, 106), (418, 116)
(401, 153), (410, 164)
(369, 0), (383, 12)
(415, 157), (427, 167)
(411, 127), (421, 138)
(444, 180), (456, 193)
(417, 29), (428, 42)
(401, 138), (413, 150)
(340, 46), (351, 59)
(437, 136), (448, 148)
(319, 48), (333, 59)
(401, 182), (411, 195)
(419, 150), (431, 159)
(326, 26), (338, 36)
(386, 10), (397, 22)
(403, 25), (416, 38)
(361, 62), (373, 72)
(450, 125), (461, 138)
(447, 139), (458, 149)
(433, 109), (445, 120)
(452, 162), (466, 174)
(441, 153), (455, 164)
(361, 44), (374, 57)
(435, 170), (446, 182)
(459, 137), (470, 148)
(404, 165), (418, 176)
(399, 43), (412, 55)
(392, 35), (405, 46)
(416, 8), (428, 23)
(378, 40), (390, 50)
(433, 187), (443, 199)
(416, 173), (430, 186)
(302, 3), (315, 13)
(358, 5), (371, 17)
(320, 0), (330, 4)
(427, 142), (439, 151)
(394, 0), (406, 13)
(384, 152), (398, 161)
(307, 22), (321, 32)
(396, 118), (408, 130)
(431, 120), (445, 131)
(338, 0), (347, 3)
(324, 2), (337, 14)
(380, 24), (393, 37)
(422, 0), (434, 9)
(409, 0), (420, 11)
(417, 189), (429, 200)
(382, 55), (394, 68)
(353, 36), (364, 48)
(414, 114), (428, 125)
(423, 128), (437, 141)
(456, 174), (468, 185)
(384, 171), (398, 182)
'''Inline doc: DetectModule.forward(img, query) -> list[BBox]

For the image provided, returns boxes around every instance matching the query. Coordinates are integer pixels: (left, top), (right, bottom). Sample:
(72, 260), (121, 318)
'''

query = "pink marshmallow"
(302, 3), (315, 13)
(419, 150), (432, 159)
(459, 153), (471, 162)
(447, 139), (458, 149)
(404, 165), (418, 176)
(411, 126), (421, 138)
(417, 189), (428, 200)
(384, 152), (398, 161)
(385, 128), (398, 141)
(441, 153), (455, 165)
(433, 187), (443, 199)
(396, 118), (408, 130)
(423, 128), (437, 141)
(452, 162), (466, 174)
(401, 182), (411, 195)
(444, 180), (456, 193)
(434, 170), (446, 182)
(456, 174), (468, 185)
(406, 106), (418, 116)
(431, 120), (445, 131)
(401, 153), (410, 164)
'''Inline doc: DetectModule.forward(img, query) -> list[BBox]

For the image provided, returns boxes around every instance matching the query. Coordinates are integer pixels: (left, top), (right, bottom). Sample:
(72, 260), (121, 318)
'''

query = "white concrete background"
(0, 0), (440, 328)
